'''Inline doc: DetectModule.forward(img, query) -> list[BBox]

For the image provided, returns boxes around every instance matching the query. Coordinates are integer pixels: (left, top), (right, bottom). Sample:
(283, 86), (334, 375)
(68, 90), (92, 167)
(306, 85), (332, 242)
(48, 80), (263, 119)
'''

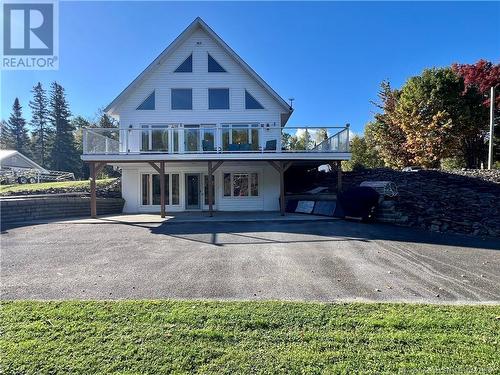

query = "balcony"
(82, 124), (350, 161)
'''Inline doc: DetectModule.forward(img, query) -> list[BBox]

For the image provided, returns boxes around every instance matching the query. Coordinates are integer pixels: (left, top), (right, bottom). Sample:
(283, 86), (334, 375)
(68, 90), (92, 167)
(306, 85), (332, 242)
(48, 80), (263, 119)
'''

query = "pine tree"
(0, 120), (14, 149)
(29, 82), (52, 167)
(6, 98), (31, 156)
(49, 82), (78, 172)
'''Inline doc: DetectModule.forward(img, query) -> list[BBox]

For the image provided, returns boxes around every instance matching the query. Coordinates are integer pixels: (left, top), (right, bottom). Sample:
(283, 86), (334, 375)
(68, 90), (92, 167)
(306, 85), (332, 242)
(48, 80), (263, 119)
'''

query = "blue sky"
(1, 1), (499, 135)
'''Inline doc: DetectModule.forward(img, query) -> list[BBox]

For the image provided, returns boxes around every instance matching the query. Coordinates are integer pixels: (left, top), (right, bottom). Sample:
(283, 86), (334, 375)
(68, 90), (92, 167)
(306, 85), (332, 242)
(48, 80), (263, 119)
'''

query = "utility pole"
(488, 86), (496, 170)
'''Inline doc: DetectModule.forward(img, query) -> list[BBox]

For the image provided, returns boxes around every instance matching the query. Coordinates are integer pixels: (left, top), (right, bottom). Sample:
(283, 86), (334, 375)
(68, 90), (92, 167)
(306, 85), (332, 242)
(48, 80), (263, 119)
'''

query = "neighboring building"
(81, 17), (350, 216)
(0, 150), (47, 172)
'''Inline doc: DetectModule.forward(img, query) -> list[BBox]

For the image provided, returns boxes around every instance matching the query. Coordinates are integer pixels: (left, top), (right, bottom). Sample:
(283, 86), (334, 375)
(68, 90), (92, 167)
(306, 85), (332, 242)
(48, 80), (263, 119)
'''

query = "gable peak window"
(137, 91), (155, 110)
(208, 53), (226, 72)
(174, 54), (193, 73)
(245, 90), (264, 109)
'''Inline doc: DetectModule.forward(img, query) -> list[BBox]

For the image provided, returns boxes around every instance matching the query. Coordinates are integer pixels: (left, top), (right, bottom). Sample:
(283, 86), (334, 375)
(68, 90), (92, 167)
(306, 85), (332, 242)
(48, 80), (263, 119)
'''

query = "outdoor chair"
(264, 139), (277, 151)
(202, 140), (215, 152)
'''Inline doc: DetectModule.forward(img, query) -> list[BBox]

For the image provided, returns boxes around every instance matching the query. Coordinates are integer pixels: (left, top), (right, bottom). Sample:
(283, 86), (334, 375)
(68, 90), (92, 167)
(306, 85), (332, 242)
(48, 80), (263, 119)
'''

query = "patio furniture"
(202, 140), (215, 152)
(265, 139), (277, 151)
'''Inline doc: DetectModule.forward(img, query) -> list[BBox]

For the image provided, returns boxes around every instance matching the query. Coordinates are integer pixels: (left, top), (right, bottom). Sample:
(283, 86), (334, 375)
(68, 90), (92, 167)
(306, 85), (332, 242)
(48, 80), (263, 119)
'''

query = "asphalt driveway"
(1, 218), (499, 302)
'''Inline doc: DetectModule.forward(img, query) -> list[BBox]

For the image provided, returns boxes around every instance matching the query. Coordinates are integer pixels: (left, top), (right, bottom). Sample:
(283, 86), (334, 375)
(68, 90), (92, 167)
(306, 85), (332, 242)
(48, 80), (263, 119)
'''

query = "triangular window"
(137, 91), (155, 110)
(245, 90), (264, 109)
(208, 53), (226, 72)
(174, 54), (192, 73)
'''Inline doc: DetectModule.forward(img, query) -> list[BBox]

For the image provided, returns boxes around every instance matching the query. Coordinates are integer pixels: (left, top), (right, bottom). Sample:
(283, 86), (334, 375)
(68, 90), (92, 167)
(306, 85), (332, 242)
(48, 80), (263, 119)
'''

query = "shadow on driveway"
(146, 220), (500, 251)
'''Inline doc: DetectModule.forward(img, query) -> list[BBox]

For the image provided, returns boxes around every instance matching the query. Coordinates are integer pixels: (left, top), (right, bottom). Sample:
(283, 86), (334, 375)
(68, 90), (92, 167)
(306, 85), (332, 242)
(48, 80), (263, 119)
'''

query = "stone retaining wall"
(1, 196), (124, 225)
(343, 169), (500, 237)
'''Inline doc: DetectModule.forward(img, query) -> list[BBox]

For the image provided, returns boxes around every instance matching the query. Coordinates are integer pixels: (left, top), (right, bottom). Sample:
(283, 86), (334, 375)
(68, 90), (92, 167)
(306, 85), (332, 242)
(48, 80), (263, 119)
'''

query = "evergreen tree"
(6, 98), (31, 156)
(0, 120), (14, 149)
(29, 82), (52, 167)
(49, 82), (78, 172)
(72, 116), (92, 179)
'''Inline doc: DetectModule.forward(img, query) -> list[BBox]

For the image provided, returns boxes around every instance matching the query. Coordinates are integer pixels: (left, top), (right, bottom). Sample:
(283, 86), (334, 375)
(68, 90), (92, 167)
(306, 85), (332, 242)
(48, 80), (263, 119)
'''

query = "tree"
(6, 98), (31, 156)
(314, 128), (328, 146)
(0, 120), (13, 149)
(452, 60), (500, 106)
(368, 70), (488, 169)
(29, 82), (52, 167)
(342, 135), (385, 171)
(72, 116), (92, 179)
(452, 60), (500, 165)
(49, 82), (79, 172)
(365, 82), (413, 168)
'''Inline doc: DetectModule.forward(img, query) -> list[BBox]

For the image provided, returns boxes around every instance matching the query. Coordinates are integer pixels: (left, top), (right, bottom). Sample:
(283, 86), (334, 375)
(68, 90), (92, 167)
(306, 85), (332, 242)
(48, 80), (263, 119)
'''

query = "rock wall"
(343, 169), (500, 237)
(1, 196), (125, 226)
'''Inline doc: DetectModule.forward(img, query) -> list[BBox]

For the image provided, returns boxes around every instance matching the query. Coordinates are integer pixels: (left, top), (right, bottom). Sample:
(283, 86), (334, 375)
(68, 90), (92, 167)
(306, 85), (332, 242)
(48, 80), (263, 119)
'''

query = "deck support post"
(337, 160), (342, 193)
(208, 161), (213, 217)
(279, 161), (285, 216)
(206, 161), (223, 217)
(159, 161), (165, 218)
(267, 161), (286, 216)
(90, 162), (97, 218)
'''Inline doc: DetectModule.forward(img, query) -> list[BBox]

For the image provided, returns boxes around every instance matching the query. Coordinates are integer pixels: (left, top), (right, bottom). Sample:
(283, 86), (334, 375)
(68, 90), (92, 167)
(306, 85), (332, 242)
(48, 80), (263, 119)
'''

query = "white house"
(81, 17), (350, 217)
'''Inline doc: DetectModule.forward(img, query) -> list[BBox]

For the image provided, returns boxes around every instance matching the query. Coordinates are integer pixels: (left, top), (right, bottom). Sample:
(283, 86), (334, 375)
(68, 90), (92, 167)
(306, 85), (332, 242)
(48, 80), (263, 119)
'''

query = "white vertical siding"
(117, 161), (280, 213)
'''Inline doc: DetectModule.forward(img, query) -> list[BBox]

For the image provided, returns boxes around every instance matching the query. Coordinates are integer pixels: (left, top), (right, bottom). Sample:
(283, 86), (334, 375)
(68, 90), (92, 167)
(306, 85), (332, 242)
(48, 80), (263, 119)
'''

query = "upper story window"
(208, 88), (229, 109)
(136, 91), (155, 110)
(171, 89), (192, 110)
(245, 90), (264, 109)
(174, 54), (192, 73)
(208, 53), (226, 72)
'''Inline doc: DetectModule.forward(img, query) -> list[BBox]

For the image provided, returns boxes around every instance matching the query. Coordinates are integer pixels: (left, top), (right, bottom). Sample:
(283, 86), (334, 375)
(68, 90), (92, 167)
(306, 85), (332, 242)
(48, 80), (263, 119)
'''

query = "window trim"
(208, 88), (230, 110)
(223, 172), (259, 198)
(140, 172), (181, 207)
(171, 88), (193, 110)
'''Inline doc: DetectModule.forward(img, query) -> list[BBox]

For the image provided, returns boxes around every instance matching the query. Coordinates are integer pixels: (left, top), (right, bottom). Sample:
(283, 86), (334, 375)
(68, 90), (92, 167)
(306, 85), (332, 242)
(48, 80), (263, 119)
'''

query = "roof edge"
(104, 17), (293, 115)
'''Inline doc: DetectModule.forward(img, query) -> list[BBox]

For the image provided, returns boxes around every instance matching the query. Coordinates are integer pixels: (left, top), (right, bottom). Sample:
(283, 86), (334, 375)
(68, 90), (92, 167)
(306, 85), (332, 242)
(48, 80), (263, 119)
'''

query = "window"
(141, 125), (179, 152)
(171, 89), (192, 110)
(184, 125), (200, 152)
(142, 174), (150, 205)
(152, 174), (169, 205)
(174, 54), (192, 73)
(223, 172), (259, 197)
(208, 53), (226, 72)
(221, 124), (260, 151)
(245, 90), (264, 109)
(137, 91), (155, 110)
(209, 88), (229, 109)
(141, 173), (180, 206)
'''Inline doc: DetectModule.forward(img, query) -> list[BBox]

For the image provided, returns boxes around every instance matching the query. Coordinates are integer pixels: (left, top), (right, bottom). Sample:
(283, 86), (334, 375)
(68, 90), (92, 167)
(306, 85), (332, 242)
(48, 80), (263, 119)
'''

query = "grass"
(1, 301), (499, 374)
(0, 178), (116, 195)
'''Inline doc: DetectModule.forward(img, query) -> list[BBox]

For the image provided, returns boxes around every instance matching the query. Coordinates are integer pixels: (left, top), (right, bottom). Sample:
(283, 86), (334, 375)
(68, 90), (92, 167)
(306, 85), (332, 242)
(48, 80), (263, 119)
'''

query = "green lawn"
(1, 301), (499, 374)
(0, 178), (116, 195)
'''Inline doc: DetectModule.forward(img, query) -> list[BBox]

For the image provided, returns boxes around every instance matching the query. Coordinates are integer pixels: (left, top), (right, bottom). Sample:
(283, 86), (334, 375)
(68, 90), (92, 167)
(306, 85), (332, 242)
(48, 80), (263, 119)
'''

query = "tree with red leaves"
(452, 60), (499, 166)
(452, 60), (500, 105)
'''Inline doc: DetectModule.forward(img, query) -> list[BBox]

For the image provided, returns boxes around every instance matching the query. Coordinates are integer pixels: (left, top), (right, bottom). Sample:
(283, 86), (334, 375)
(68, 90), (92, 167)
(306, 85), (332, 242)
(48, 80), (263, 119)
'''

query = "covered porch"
(86, 159), (345, 219)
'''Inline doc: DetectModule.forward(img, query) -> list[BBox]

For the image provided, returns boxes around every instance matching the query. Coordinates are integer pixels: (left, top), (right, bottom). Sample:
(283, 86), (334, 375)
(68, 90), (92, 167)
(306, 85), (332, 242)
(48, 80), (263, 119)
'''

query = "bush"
(440, 157), (466, 170)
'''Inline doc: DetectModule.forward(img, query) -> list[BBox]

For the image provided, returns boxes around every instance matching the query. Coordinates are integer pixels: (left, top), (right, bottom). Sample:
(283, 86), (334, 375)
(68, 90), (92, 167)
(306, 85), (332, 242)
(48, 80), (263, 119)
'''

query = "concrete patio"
(5, 211), (336, 226)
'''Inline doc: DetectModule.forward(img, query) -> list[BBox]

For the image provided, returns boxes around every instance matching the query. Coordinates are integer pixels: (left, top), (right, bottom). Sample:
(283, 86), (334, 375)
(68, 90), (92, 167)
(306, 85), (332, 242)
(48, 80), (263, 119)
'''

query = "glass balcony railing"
(82, 125), (350, 155)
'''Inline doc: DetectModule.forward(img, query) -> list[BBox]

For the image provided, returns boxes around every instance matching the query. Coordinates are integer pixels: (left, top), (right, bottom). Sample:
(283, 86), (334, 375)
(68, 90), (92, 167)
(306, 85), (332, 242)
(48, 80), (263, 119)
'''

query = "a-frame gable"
(105, 17), (292, 121)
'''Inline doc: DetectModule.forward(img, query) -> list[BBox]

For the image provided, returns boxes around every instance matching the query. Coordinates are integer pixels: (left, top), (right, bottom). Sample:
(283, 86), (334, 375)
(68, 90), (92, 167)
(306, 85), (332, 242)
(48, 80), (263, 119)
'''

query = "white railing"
(82, 124), (350, 155)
